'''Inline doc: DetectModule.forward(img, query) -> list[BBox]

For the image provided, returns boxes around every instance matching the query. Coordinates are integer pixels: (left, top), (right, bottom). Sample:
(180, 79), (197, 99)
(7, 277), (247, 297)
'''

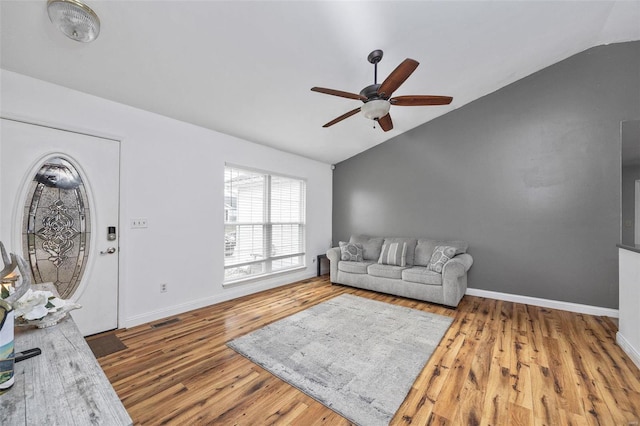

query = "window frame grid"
(224, 165), (306, 283)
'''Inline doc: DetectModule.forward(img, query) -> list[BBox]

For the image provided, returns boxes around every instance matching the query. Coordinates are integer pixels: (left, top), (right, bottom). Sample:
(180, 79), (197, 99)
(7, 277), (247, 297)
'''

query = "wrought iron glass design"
(22, 157), (90, 299)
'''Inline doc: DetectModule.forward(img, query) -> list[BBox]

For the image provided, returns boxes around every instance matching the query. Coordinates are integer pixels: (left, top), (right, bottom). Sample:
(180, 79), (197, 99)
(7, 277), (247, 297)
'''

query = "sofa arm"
(441, 253), (473, 307)
(326, 247), (341, 283)
(442, 253), (473, 277)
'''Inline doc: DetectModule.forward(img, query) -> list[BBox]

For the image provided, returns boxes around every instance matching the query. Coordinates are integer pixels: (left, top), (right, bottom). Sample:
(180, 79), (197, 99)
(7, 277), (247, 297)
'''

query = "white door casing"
(636, 180), (640, 245)
(0, 118), (120, 336)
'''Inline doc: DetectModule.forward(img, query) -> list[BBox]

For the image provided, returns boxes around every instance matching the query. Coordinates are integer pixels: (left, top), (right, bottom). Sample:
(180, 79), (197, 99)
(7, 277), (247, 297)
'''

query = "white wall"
(0, 70), (333, 328)
(617, 247), (640, 370)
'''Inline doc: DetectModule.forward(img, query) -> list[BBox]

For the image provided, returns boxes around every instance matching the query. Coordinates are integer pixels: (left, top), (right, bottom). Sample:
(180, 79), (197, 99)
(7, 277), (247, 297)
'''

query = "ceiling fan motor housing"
(360, 84), (383, 101)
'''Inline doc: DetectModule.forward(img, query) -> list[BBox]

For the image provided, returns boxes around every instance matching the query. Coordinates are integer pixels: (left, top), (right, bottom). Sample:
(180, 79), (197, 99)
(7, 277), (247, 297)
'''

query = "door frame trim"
(1, 114), (121, 143)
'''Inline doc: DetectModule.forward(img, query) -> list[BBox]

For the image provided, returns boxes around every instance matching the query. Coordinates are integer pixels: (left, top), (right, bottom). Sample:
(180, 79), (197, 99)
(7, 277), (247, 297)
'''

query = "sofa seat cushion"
(338, 261), (374, 274)
(367, 263), (408, 279)
(402, 267), (443, 286)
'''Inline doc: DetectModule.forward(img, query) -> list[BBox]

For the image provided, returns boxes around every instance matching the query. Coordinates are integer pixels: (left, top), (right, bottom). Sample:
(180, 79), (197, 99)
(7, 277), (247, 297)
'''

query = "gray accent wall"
(332, 41), (640, 309)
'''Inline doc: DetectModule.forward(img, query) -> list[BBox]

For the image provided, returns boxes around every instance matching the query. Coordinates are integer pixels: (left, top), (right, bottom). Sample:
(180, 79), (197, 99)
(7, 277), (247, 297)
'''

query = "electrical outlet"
(131, 218), (148, 228)
(160, 283), (167, 293)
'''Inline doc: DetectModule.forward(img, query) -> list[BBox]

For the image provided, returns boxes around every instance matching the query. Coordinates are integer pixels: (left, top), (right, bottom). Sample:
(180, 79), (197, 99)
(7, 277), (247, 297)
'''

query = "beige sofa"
(326, 235), (473, 307)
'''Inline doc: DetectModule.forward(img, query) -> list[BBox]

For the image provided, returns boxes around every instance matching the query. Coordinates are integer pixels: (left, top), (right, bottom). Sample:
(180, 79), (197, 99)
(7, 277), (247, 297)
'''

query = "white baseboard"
(465, 288), (619, 318)
(123, 280), (619, 328)
(123, 293), (229, 329)
(617, 332), (640, 370)
(122, 271), (317, 329)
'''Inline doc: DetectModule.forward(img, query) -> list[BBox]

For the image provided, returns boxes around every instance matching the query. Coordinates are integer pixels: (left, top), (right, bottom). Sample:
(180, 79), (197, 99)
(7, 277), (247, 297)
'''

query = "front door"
(0, 118), (120, 336)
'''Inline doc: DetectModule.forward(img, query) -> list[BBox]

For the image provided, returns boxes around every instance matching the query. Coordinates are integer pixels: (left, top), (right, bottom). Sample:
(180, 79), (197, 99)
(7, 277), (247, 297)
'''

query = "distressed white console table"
(0, 311), (132, 425)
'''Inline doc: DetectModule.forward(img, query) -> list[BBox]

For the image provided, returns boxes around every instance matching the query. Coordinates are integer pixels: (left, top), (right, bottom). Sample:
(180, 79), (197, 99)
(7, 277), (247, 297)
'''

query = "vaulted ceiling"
(1, 1), (639, 164)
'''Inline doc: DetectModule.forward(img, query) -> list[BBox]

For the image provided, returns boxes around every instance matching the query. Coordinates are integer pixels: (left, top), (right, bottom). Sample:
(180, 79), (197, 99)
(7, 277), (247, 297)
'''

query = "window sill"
(222, 265), (307, 288)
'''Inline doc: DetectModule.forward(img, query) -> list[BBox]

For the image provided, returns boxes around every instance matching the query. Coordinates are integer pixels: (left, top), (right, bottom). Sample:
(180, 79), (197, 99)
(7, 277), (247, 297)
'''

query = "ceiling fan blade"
(390, 95), (453, 106)
(322, 107), (361, 128)
(377, 58), (419, 98)
(377, 113), (393, 132)
(311, 87), (366, 101)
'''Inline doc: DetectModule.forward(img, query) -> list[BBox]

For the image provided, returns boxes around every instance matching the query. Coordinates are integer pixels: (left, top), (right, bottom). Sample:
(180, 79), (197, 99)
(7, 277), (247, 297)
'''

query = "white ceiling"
(1, 1), (639, 164)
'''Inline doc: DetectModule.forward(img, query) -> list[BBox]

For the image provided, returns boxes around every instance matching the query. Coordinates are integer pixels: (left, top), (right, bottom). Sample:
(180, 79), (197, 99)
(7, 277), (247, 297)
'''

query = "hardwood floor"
(93, 276), (640, 425)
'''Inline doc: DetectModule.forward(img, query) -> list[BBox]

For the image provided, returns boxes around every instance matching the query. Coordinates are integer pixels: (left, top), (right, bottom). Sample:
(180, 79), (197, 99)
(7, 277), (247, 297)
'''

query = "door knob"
(100, 247), (117, 255)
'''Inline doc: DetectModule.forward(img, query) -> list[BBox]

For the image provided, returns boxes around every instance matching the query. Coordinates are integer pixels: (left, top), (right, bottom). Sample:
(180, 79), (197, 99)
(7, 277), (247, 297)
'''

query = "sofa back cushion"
(415, 239), (469, 266)
(349, 235), (384, 261)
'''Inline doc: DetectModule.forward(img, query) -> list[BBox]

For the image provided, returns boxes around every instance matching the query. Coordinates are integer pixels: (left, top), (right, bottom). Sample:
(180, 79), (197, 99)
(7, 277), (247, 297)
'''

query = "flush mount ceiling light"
(47, 0), (100, 43)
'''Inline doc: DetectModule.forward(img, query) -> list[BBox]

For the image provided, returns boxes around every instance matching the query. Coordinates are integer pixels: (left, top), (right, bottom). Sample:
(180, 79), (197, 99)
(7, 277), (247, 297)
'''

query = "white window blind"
(224, 166), (306, 282)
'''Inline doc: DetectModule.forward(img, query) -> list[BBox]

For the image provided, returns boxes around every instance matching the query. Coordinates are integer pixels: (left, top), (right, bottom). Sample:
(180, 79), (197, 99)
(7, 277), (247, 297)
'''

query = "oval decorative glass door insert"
(22, 157), (90, 299)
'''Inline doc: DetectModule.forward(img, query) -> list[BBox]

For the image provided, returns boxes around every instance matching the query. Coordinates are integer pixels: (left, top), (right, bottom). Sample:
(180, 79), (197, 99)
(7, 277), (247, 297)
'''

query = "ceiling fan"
(311, 50), (452, 132)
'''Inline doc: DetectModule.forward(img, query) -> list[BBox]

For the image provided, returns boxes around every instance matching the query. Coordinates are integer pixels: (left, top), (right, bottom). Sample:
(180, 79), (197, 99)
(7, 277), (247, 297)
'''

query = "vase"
(0, 299), (14, 394)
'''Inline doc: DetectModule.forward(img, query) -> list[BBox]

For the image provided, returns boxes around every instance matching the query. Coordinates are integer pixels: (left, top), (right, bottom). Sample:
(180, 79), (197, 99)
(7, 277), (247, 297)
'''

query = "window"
(224, 165), (306, 283)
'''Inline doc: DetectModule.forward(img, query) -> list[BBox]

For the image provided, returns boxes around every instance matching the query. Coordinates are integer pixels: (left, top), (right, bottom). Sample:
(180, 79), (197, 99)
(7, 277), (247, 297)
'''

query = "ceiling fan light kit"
(311, 49), (453, 132)
(361, 99), (390, 120)
(47, 0), (100, 43)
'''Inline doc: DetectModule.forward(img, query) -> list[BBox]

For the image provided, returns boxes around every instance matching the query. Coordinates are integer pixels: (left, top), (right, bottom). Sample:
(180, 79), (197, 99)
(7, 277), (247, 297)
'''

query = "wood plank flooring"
(92, 276), (640, 425)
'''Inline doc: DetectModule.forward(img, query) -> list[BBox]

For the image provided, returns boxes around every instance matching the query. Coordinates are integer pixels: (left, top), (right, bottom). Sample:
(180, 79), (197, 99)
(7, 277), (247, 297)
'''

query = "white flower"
(23, 304), (49, 320)
(13, 289), (55, 320)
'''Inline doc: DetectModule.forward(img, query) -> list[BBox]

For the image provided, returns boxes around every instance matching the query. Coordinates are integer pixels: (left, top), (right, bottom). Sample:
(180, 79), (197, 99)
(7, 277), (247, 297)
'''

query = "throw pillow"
(339, 241), (364, 262)
(378, 242), (407, 267)
(427, 246), (457, 273)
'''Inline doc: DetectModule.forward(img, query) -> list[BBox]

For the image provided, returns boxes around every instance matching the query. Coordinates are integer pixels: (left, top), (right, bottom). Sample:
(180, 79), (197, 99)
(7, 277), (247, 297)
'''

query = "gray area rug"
(227, 294), (453, 426)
